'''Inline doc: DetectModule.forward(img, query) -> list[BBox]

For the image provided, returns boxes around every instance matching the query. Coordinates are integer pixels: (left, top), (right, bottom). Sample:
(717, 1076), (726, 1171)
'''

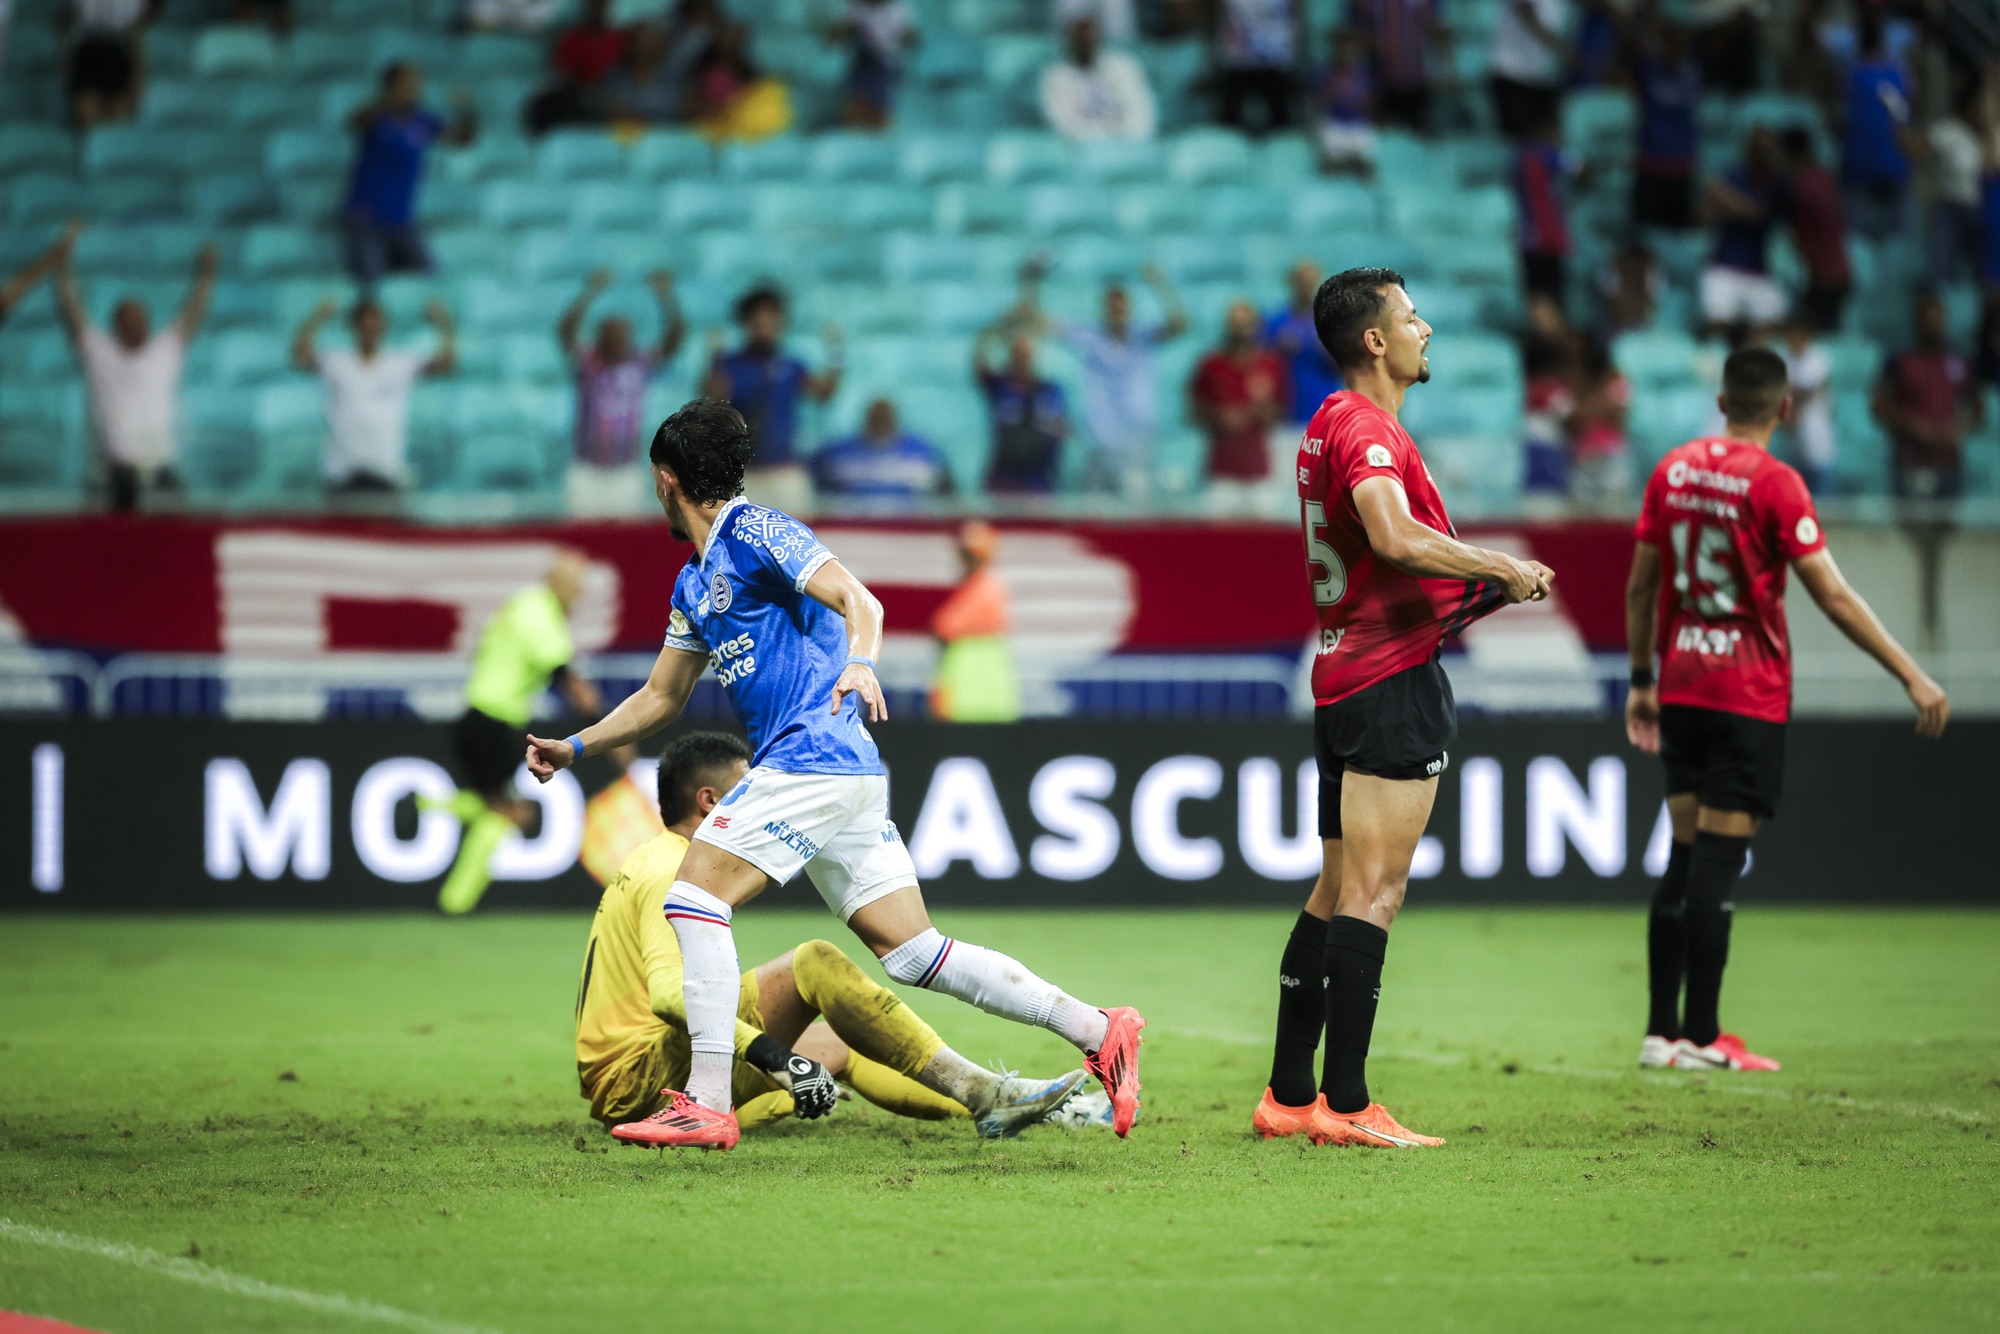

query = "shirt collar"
(702, 496), (748, 568)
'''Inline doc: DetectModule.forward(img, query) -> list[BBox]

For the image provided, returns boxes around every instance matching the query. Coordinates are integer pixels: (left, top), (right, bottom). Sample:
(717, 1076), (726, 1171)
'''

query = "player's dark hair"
(735, 284), (784, 322)
(649, 398), (754, 502)
(1313, 266), (1407, 371)
(1719, 346), (1790, 423)
(656, 732), (753, 827)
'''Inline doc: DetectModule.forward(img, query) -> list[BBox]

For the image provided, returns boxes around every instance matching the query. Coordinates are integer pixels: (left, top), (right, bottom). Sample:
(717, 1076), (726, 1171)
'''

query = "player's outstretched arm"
(802, 559), (889, 722)
(1353, 476), (1553, 602)
(525, 645), (706, 781)
(1624, 543), (1664, 754)
(1793, 549), (1949, 737)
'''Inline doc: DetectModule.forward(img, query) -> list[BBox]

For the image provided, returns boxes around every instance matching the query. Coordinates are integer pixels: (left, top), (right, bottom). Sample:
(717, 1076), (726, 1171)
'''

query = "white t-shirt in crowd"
(78, 324), (184, 469)
(1782, 340), (1836, 471)
(1041, 49), (1157, 141)
(72, 0), (146, 32)
(1489, 0), (1569, 86)
(845, 0), (915, 65)
(1218, 0), (1298, 68)
(319, 345), (427, 484)
(1926, 118), (1988, 208)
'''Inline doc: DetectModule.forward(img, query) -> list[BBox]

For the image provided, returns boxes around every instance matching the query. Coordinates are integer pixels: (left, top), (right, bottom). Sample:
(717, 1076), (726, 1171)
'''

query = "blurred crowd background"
(2, 0), (1999, 525)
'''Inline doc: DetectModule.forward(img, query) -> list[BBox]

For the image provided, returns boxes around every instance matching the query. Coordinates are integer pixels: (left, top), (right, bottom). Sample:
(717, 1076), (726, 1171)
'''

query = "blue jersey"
(662, 498), (883, 775)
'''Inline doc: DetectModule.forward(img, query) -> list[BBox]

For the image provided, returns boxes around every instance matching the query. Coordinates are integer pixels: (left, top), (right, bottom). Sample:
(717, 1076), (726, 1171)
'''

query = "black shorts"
(1659, 704), (1786, 819)
(454, 707), (523, 798)
(1315, 657), (1457, 840)
(1522, 250), (1567, 302)
(1633, 170), (1695, 229)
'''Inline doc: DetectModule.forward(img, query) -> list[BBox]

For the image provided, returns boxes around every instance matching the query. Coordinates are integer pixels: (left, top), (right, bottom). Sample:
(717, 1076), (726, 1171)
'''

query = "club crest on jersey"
(1365, 444), (1393, 468)
(710, 572), (733, 613)
(1796, 516), (1819, 545)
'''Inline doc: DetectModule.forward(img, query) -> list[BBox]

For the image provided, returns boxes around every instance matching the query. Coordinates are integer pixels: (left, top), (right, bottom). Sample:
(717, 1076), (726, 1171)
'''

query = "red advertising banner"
(0, 515), (1636, 658)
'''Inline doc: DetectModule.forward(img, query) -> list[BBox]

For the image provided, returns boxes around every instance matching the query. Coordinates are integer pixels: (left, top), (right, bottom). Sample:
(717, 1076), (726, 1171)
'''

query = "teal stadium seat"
(83, 175), (178, 224)
(1115, 184), (1205, 235)
(537, 132), (627, 182)
(500, 334), (566, 385)
(1053, 236), (1138, 285)
(909, 34), (984, 86)
(894, 385), (989, 491)
(933, 184), (1028, 233)
(10, 175), (84, 225)
(1561, 89), (1634, 163)
(1074, 139), (1163, 184)
(800, 284), (925, 334)
(1292, 181), (1380, 233)
(1203, 185), (1288, 235)
(840, 185), (933, 233)
(718, 136), (809, 182)
(450, 386), (563, 491)
(482, 180), (570, 230)
(983, 35), (1057, 94)
(251, 382), (325, 495)
(0, 387), (87, 489)
(185, 174), (278, 225)
(573, 182), (658, 231)
(985, 132), (1070, 185)
(883, 233), (976, 284)
(210, 330), (290, 384)
(440, 137), (533, 184)
(921, 281), (1014, 334)
(661, 182), (751, 231)
(325, 0), (419, 28)
(750, 182), (832, 235)
(1024, 184), (1119, 236)
(631, 132), (713, 182)
(287, 31), (371, 79)
(809, 132), (897, 182)
(267, 130), (353, 182)
(241, 224), (329, 279)
(590, 231), (677, 276)
(513, 231), (598, 282)
(854, 334), (973, 388)
(206, 280), (272, 331)
(461, 32), (543, 76)
(139, 80), (215, 129)
(193, 27), (280, 78)
(1165, 130), (1254, 186)
(1154, 234), (1245, 285)
(231, 84), (309, 132)
(366, 28), (450, 72)
(316, 82), (374, 131)
(178, 385), (262, 493)
(279, 178), (345, 224)
(1255, 136), (1315, 184)
(896, 133), (986, 186)
(695, 233), (781, 284)
(0, 127), (73, 175)
(429, 227), (512, 275)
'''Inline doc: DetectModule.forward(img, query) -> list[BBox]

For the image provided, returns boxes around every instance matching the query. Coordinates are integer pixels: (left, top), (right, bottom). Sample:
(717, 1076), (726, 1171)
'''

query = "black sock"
(1319, 915), (1389, 1115)
(1646, 842), (1693, 1038)
(1268, 910), (1330, 1107)
(1681, 831), (1749, 1047)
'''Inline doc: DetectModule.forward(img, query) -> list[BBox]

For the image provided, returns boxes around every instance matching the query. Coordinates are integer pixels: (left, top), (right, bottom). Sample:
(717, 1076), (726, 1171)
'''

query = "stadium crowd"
(1, 0), (1997, 519)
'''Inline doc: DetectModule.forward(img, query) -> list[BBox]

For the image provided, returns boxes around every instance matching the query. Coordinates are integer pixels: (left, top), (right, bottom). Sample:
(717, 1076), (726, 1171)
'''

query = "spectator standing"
(1047, 266), (1189, 501)
(1779, 125), (1851, 333)
(1346, 0), (1445, 134)
(524, 0), (627, 135)
(1628, 14), (1701, 230)
(343, 64), (477, 289)
(1776, 311), (1836, 495)
(972, 327), (1069, 496)
(1921, 80), (1995, 284)
(1520, 293), (1577, 494)
(1041, 16), (1157, 141)
(1566, 334), (1630, 508)
(1598, 241), (1663, 334)
(557, 269), (685, 517)
(1212, 0), (1300, 137)
(54, 235), (215, 512)
(929, 521), (1022, 723)
(1871, 290), (1980, 505)
(597, 22), (692, 126)
(467, 0), (559, 33)
(1694, 0), (1759, 96)
(291, 297), (457, 497)
(1311, 27), (1376, 172)
(0, 224), (78, 326)
(1699, 128), (1787, 345)
(1839, 14), (1913, 242)
(830, 0), (917, 130)
(1264, 259), (1342, 429)
(1189, 299), (1289, 515)
(810, 398), (950, 504)
(1489, 0), (1568, 140)
(1514, 114), (1574, 309)
(704, 286), (841, 514)
(65, 0), (155, 131)
(688, 22), (793, 141)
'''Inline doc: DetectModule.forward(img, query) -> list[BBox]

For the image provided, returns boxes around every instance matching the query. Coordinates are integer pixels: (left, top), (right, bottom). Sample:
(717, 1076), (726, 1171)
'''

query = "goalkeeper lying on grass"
(576, 732), (1111, 1141)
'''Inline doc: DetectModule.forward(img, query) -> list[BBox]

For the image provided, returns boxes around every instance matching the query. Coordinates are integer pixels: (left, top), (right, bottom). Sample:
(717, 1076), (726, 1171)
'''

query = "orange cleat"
(611, 1090), (740, 1151)
(1252, 1088), (1317, 1139)
(1308, 1097), (1446, 1148)
(1676, 1033), (1781, 1072)
(1084, 1006), (1146, 1138)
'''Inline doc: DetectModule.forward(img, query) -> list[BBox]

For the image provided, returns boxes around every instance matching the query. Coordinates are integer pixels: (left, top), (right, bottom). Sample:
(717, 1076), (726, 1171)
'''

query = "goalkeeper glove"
(745, 1036), (839, 1120)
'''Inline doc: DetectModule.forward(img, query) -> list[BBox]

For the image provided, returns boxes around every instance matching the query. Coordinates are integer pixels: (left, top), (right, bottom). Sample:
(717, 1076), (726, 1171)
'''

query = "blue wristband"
(563, 733), (585, 759)
(845, 656), (875, 669)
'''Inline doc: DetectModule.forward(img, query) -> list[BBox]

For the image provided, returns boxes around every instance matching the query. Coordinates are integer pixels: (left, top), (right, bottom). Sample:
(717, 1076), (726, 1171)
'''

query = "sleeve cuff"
(793, 548), (835, 592)
(664, 636), (707, 655)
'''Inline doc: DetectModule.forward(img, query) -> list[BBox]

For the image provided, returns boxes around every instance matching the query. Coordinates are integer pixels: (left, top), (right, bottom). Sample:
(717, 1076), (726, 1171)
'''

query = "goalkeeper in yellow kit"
(578, 732), (1107, 1139)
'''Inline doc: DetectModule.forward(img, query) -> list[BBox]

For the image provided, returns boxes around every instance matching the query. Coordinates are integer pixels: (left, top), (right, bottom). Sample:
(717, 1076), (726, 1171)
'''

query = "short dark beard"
(1416, 363), (1431, 384)
(665, 493), (691, 543)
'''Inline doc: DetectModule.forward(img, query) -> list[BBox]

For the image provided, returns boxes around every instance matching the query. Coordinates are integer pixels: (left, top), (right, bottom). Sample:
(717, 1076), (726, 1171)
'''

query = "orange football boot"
(1084, 1006), (1146, 1138)
(1252, 1088), (1317, 1139)
(611, 1090), (740, 1151)
(1308, 1097), (1445, 1148)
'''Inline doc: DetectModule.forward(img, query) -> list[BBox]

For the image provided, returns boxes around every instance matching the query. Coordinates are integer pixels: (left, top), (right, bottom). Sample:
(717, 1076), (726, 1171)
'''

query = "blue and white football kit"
(662, 497), (918, 920)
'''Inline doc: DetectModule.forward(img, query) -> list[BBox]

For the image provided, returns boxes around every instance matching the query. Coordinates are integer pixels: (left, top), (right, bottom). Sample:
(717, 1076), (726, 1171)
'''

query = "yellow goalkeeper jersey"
(574, 830), (760, 1113)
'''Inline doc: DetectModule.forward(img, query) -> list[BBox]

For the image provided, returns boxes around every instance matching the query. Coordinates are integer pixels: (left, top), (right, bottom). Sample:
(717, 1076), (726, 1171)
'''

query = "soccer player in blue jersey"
(526, 399), (1145, 1151)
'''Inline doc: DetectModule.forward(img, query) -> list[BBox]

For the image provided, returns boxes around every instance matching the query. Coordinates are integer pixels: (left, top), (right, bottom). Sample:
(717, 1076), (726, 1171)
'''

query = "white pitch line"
(1150, 1027), (1989, 1125)
(0, 1219), (504, 1334)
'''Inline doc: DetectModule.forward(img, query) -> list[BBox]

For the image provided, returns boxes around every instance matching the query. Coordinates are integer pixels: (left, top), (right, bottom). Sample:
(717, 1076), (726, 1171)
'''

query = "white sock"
(881, 929), (1110, 1054)
(663, 881), (740, 1111)
(916, 1046), (1003, 1111)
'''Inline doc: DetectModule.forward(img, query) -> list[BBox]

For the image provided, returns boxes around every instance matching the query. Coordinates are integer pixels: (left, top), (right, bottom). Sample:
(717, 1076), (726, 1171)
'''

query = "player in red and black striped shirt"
(1255, 269), (1554, 1148)
(1625, 348), (1948, 1073)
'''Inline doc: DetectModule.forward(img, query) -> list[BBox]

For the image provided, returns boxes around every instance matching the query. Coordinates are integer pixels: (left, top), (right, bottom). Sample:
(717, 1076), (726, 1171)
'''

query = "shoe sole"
(975, 1071), (1092, 1139)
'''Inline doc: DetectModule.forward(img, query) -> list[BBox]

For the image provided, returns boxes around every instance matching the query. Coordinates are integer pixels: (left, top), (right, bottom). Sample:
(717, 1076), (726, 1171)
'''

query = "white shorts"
(691, 767), (916, 921)
(1700, 266), (1787, 326)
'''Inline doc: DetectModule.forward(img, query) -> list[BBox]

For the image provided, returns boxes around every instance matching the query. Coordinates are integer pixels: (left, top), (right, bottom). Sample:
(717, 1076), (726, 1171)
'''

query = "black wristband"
(744, 1034), (791, 1076)
(1629, 667), (1655, 688)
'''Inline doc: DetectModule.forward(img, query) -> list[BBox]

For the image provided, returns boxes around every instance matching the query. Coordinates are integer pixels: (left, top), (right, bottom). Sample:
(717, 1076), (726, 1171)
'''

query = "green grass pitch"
(1, 908), (1996, 1333)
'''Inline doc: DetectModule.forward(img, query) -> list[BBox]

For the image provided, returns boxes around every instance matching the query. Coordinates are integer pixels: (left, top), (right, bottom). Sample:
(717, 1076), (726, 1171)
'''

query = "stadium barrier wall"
(4, 719), (1990, 910)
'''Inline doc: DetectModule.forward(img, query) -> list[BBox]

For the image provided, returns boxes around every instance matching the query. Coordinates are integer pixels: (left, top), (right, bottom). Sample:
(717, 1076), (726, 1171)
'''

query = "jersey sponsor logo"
(1674, 624), (1743, 656)
(1666, 459), (1753, 496)
(1315, 627), (1344, 654)
(762, 818), (822, 861)
(1298, 465), (1311, 488)
(711, 815), (731, 830)
(720, 776), (752, 806)
(1796, 516), (1819, 545)
(708, 632), (757, 686)
(1302, 435), (1325, 456)
(881, 823), (902, 844)
(1426, 753), (1448, 776)
(1665, 489), (1740, 521)
(709, 572), (733, 613)
(696, 596), (710, 617)
(1365, 444), (1394, 469)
